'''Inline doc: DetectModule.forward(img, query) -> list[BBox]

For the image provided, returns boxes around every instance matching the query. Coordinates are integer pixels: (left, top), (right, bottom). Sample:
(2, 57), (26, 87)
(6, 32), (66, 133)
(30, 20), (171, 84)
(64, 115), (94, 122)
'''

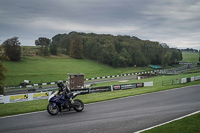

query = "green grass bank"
(143, 112), (200, 133)
(2, 55), (152, 86)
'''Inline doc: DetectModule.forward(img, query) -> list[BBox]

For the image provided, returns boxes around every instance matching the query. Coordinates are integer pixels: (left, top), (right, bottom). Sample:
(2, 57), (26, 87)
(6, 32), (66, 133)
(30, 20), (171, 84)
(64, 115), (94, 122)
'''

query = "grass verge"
(142, 112), (200, 133)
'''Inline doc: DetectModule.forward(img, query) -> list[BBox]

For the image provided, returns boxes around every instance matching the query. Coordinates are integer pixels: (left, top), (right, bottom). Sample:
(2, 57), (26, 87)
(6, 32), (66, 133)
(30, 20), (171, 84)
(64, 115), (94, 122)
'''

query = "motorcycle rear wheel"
(47, 103), (59, 115)
(73, 99), (84, 112)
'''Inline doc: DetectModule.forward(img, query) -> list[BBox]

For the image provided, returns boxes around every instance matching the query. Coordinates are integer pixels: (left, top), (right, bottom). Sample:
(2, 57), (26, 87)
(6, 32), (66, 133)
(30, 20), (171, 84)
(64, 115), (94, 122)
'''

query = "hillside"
(2, 47), (198, 87)
(2, 55), (152, 86)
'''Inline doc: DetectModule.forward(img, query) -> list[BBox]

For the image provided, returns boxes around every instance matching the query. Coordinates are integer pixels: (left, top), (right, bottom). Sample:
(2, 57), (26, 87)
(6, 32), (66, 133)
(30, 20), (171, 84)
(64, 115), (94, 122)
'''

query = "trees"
(2, 37), (21, 61)
(199, 50), (200, 62)
(35, 37), (51, 56)
(60, 34), (71, 54)
(171, 48), (182, 63)
(50, 42), (57, 55)
(0, 46), (7, 94)
(162, 51), (172, 66)
(118, 48), (132, 67)
(69, 34), (83, 59)
(100, 42), (118, 66)
(51, 32), (183, 67)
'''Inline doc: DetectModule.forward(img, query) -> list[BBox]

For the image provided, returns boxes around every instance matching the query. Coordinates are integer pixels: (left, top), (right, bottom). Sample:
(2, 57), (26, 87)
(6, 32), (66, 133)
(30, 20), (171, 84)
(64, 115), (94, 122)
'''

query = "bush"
(2, 37), (21, 61)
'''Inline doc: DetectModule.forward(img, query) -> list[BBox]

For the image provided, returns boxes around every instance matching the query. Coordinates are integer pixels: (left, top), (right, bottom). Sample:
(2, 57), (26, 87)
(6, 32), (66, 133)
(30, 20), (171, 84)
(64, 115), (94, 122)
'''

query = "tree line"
(49, 31), (182, 67)
(181, 48), (199, 53)
(0, 33), (183, 67)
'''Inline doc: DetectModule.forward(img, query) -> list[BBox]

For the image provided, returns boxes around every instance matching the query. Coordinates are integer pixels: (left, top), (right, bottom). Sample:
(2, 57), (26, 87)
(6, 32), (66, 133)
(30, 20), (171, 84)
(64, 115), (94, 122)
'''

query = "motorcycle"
(47, 91), (84, 115)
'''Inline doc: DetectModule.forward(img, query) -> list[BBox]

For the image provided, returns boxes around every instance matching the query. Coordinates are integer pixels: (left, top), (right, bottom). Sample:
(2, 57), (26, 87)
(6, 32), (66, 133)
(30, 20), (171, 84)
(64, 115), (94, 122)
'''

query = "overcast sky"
(0, 0), (200, 49)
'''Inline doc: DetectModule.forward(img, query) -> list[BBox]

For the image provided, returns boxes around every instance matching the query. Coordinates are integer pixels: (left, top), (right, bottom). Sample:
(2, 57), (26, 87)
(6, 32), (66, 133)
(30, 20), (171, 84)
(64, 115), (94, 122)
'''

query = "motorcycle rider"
(57, 80), (71, 108)
(57, 80), (70, 93)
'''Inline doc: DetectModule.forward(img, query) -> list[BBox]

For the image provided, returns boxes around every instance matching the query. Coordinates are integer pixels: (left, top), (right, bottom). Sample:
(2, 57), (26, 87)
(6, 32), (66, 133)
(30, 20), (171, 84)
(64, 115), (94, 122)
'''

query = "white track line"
(0, 111), (46, 119)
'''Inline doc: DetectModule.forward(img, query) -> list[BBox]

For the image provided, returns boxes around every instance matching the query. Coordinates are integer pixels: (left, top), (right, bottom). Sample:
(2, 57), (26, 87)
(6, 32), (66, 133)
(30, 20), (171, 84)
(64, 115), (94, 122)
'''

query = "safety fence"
(162, 75), (200, 86)
(1, 81), (153, 104)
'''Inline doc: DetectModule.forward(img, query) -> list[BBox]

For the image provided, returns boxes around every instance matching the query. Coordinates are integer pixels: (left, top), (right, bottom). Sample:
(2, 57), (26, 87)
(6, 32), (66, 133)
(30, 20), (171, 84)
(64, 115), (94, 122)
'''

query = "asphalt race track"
(1, 85), (200, 133)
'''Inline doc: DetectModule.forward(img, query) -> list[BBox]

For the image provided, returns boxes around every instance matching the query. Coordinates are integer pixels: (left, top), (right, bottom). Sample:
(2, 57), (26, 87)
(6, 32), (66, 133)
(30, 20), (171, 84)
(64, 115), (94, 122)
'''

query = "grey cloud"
(0, 0), (199, 49)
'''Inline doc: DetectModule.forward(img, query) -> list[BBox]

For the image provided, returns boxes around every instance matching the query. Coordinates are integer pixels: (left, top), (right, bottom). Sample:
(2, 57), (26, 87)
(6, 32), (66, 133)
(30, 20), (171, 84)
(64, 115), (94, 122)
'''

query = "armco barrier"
(2, 81), (154, 104)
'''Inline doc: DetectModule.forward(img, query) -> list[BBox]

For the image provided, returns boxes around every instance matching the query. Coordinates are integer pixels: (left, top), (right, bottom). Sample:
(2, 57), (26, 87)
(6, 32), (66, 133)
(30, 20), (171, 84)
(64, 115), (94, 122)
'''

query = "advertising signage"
(71, 88), (89, 94)
(113, 83), (143, 90)
(90, 86), (111, 93)
(120, 84), (137, 90)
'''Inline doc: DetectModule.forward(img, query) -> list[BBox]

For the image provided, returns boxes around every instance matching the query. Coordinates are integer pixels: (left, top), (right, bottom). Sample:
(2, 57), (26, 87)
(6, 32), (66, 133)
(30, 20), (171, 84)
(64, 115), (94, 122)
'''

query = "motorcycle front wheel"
(47, 102), (59, 115)
(73, 99), (84, 112)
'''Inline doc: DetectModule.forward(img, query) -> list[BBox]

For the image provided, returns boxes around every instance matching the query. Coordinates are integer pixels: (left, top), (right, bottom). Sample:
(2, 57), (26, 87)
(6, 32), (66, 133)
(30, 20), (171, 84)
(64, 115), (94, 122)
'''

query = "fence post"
(110, 85), (113, 91)
(0, 95), (4, 104)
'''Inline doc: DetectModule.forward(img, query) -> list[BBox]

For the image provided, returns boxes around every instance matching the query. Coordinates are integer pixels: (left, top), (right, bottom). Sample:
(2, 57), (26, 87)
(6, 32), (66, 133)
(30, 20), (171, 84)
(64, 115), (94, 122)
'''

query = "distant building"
(68, 73), (84, 90)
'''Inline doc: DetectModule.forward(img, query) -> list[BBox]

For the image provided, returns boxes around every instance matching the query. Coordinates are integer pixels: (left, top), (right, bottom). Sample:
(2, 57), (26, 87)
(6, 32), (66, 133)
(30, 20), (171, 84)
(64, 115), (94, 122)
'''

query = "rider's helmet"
(57, 80), (64, 88)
